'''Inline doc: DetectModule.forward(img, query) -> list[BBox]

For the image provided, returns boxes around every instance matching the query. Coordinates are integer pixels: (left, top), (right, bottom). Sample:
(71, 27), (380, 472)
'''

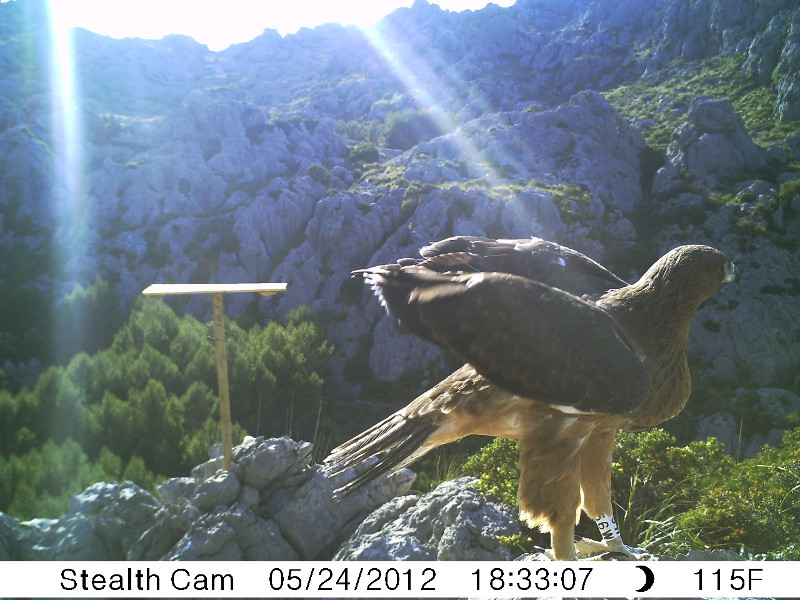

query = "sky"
(34, 0), (516, 51)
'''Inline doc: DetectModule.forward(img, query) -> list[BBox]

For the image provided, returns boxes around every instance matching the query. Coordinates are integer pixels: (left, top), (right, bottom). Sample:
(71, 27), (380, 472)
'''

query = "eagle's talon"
(574, 537), (644, 561)
(574, 536), (615, 555)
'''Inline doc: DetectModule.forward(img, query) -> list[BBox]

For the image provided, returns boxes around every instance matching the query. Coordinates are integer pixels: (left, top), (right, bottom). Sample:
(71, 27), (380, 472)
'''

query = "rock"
(191, 470), (242, 512)
(368, 317), (448, 382)
(272, 459), (416, 560)
(335, 477), (520, 561)
(156, 477), (196, 506)
(0, 435), (420, 561)
(165, 506), (297, 561)
(127, 505), (201, 561)
(687, 97), (746, 133)
(654, 98), (767, 192)
(746, 13), (786, 85)
(694, 388), (800, 458)
(235, 435), (313, 491)
(0, 512), (27, 560)
(775, 9), (800, 122)
(500, 191), (565, 240)
(25, 481), (161, 560)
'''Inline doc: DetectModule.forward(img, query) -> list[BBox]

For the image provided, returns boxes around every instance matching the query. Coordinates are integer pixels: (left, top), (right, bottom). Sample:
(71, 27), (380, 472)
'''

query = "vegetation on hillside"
(338, 108), (447, 151)
(0, 297), (333, 519)
(463, 428), (800, 559)
(604, 53), (800, 152)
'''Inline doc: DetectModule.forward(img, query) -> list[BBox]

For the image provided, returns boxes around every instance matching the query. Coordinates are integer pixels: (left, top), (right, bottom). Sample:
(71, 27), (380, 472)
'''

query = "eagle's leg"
(517, 426), (584, 560)
(578, 429), (638, 559)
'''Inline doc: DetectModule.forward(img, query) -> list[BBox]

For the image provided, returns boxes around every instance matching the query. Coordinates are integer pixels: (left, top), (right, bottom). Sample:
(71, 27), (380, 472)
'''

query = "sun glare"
(28, 1), (515, 51)
(47, 2), (92, 356)
(363, 19), (505, 186)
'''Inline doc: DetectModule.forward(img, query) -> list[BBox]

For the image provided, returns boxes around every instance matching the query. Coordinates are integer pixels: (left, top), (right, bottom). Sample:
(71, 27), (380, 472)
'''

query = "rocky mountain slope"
(1, 0), (800, 450)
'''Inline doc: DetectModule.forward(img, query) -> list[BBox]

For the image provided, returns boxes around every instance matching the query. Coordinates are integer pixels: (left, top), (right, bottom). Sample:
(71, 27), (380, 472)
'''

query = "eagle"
(325, 236), (736, 560)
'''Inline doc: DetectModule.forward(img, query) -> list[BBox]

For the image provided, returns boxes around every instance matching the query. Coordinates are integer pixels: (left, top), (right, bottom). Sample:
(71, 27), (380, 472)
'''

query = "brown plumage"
(325, 236), (736, 560)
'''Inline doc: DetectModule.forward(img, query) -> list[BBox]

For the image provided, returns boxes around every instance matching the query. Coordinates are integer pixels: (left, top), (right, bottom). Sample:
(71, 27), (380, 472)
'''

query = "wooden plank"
(142, 283), (287, 297)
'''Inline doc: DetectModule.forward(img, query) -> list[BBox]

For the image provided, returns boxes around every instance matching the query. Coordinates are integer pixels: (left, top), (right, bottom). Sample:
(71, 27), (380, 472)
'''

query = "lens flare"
(47, 1), (93, 363)
(361, 18), (504, 186)
(48, 2), (88, 277)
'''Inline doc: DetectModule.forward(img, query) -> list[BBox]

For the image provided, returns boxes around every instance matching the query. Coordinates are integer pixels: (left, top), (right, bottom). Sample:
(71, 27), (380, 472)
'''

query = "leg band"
(594, 514), (621, 541)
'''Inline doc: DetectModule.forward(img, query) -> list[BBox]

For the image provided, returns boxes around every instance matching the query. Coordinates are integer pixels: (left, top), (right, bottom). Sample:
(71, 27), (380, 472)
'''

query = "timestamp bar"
(0, 560), (798, 598)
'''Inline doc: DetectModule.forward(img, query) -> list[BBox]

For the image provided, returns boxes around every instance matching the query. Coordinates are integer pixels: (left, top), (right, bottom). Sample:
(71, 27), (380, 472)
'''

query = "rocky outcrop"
(4, 436), (415, 561)
(653, 98), (767, 192)
(694, 388), (800, 458)
(335, 477), (519, 561)
(773, 9), (800, 122)
(0, 437), (523, 563)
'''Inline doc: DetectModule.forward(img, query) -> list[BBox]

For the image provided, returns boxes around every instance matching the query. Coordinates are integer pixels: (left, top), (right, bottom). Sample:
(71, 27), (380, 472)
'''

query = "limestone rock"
(745, 12), (787, 85)
(166, 506), (297, 561)
(0, 512), (30, 560)
(156, 477), (196, 506)
(335, 477), (520, 561)
(272, 458), (416, 560)
(127, 505), (201, 561)
(775, 9), (800, 122)
(654, 98), (767, 192)
(29, 481), (161, 560)
(191, 470), (242, 512)
(694, 388), (800, 458)
(235, 435), (314, 491)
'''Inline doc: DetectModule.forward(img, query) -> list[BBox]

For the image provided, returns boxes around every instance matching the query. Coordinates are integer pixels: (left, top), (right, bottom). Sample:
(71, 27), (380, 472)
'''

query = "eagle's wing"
(357, 266), (651, 414)
(418, 236), (628, 297)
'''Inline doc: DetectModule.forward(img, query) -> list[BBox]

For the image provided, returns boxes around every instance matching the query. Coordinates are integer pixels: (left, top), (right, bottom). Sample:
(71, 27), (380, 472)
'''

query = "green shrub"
(676, 428), (800, 558)
(306, 164), (332, 185)
(463, 437), (519, 506)
(348, 142), (380, 167)
(777, 178), (800, 214)
(384, 110), (445, 151)
(461, 427), (800, 558)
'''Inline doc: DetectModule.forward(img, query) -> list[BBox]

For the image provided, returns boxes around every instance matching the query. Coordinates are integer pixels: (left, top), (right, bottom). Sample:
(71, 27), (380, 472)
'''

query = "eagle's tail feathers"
(325, 413), (405, 469)
(325, 412), (438, 498)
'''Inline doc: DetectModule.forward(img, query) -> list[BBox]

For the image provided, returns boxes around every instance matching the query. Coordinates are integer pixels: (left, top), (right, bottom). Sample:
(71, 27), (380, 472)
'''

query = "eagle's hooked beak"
(722, 260), (738, 285)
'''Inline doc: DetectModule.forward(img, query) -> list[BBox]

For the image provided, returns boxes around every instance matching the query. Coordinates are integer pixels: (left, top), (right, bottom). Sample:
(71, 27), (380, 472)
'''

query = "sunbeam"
(362, 18), (505, 186)
(48, 2), (87, 276)
(46, 1), (93, 363)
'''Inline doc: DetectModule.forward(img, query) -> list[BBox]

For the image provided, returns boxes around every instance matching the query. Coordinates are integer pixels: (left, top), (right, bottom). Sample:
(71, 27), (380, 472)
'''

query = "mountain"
(1, 0), (799, 450)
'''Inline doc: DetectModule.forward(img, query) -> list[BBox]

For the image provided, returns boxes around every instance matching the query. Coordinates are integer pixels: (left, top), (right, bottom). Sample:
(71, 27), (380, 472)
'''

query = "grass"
(604, 53), (800, 152)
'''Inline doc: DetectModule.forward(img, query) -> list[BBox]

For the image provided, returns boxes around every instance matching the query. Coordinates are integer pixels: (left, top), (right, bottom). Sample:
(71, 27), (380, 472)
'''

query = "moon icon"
(635, 564), (655, 592)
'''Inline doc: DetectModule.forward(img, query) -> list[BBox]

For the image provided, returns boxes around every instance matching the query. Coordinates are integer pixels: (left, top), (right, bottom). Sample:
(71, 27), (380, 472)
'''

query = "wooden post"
(141, 283), (287, 472)
(212, 293), (233, 470)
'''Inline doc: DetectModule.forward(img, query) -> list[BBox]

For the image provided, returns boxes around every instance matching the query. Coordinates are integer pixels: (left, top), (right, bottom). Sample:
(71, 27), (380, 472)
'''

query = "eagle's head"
(602, 244), (736, 329)
(641, 244), (736, 311)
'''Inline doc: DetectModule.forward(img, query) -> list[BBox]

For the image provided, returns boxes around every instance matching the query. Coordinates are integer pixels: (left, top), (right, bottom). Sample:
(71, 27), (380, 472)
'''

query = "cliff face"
(1, 0), (800, 432)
